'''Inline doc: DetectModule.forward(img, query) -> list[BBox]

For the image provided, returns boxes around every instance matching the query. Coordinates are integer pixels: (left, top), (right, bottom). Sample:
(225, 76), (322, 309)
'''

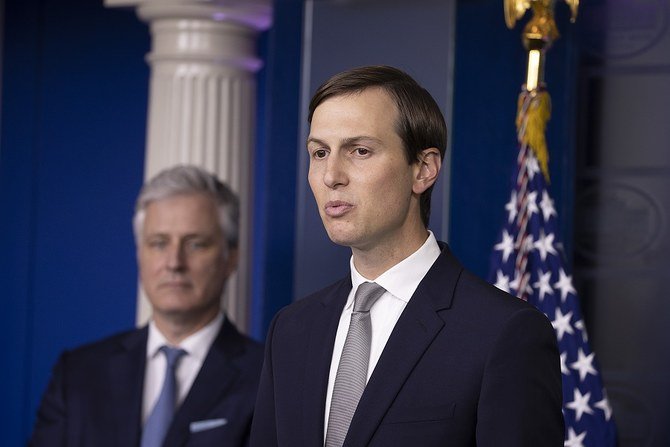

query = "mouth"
(160, 280), (191, 289)
(324, 200), (354, 218)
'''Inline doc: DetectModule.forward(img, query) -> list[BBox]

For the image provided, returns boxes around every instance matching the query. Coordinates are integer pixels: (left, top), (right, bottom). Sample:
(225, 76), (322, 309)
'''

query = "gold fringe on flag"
(516, 90), (551, 182)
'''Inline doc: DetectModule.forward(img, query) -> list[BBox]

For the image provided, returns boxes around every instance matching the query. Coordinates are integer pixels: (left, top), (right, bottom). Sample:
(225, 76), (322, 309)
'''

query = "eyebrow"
(143, 231), (215, 239)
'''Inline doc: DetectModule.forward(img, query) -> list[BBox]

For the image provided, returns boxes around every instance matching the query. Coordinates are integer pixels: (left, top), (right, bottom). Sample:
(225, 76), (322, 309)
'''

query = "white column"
(105, 0), (272, 331)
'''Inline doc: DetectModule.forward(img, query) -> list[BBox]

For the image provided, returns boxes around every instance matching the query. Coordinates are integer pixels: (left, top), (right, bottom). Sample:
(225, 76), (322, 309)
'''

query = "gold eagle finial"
(505, 0), (579, 30)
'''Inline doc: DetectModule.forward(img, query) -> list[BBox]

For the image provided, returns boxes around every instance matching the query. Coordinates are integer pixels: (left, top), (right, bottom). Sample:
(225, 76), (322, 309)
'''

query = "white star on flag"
(525, 190), (539, 217)
(527, 155), (541, 180)
(564, 427), (587, 447)
(533, 270), (554, 301)
(533, 230), (558, 261)
(505, 191), (517, 224)
(509, 271), (532, 296)
(494, 270), (510, 293)
(560, 352), (570, 375)
(574, 319), (589, 343)
(552, 308), (574, 341)
(554, 268), (576, 303)
(566, 388), (595, 421)
(594, 394), (613, 421)
(570, 348), (597, 382)
(494, 230), (515, 262)
(540, 190), (557, 221)
(521, 233), (534, 253)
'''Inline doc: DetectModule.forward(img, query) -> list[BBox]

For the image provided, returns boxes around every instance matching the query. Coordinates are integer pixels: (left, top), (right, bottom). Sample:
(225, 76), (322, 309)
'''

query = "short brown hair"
(308, 65), (447, 227)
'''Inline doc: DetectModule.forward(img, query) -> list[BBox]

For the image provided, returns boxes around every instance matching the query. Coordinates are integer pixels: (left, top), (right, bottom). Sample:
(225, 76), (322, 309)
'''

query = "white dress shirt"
(142, 312), (224, 424)
(323, 231), (441, 437)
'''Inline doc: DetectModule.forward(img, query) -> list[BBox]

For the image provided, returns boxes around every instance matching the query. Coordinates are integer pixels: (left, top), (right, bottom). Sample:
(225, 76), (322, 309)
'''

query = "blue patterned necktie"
(325, 282), (386, 447)
(141, 346), (186, 447)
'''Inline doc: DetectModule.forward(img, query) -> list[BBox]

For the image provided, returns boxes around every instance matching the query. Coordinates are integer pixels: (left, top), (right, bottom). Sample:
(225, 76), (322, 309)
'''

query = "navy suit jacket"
(30, 317), (263, 447)
(250, 244), (564, 446)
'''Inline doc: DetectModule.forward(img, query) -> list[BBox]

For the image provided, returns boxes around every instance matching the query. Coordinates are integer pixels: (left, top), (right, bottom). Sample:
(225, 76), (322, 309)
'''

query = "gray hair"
(132, 165), (239, 249)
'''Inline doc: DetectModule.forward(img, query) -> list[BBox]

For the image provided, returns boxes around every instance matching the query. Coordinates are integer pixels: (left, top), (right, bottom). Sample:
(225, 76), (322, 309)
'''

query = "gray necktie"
(141, 346), (186, 447)
(325, 282), (386, 447)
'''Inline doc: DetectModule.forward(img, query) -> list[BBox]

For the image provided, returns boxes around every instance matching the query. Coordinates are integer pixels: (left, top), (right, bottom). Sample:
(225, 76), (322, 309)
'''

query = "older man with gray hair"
(31, 165), (263, 447)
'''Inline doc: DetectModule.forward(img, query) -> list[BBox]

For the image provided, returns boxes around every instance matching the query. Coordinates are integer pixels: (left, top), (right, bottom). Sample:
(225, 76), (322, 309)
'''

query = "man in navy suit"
(30, 165), (263, 447)
(250, 65), (563, 446)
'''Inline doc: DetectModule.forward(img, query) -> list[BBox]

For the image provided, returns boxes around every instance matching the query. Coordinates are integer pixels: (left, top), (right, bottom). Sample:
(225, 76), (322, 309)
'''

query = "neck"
(352, 227), (429, 279)
(153, 308), (220, 345)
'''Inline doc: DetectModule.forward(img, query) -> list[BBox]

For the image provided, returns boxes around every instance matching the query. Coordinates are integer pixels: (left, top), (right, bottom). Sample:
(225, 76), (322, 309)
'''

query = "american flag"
(488, 89), (617, 446)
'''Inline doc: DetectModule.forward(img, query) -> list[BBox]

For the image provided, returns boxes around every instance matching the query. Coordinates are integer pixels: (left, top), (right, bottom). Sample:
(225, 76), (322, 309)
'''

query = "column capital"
(105, 0), (272, 31)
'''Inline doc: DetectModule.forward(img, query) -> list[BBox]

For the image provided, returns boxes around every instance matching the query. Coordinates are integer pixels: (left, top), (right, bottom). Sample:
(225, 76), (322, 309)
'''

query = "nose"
(166, 242), (186, 272)
(322, 153), (348, 189)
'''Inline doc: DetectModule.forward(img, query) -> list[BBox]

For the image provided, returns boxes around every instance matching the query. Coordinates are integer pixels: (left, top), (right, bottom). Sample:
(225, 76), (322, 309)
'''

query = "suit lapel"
(301, 279), (352, 446)
(108, 328), (147, 447)
(345, 246), (463, 446)
(163, 318), (243, 447)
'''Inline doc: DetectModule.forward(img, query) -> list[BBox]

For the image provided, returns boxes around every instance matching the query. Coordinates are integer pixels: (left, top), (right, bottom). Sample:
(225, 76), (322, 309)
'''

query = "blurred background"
(1, 0), (668, 445)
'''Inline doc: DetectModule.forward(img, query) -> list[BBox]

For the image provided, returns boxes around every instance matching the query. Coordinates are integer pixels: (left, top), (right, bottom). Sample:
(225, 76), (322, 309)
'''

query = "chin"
(150, 294), (192, 310)
(325, 229), (363, 248)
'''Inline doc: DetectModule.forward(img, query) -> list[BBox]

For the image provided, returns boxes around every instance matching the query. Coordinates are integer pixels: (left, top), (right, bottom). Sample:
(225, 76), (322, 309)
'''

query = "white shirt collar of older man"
(142, 312), (224, 424)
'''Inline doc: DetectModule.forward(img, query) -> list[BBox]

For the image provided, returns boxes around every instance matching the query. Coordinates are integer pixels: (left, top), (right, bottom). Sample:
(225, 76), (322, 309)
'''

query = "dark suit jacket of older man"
(30, 317), (263, 447)
(250, 244), (564, 447)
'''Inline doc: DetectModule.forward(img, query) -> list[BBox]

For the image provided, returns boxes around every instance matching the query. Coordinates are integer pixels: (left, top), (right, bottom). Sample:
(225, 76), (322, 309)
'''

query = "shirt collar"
(348, 231), (441, 308)
(146, 312), (224, 362)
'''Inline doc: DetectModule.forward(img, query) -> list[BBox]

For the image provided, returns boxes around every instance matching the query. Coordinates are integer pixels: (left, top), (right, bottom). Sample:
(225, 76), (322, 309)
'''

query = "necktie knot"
(160, 345), (186, 370)
(353, 282), (385, 313)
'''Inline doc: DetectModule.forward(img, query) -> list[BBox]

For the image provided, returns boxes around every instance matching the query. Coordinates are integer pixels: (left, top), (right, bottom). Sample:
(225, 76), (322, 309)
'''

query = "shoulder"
(58, 327), (147, 361)
(430, 246), (552, 334)
(275, 276), (350, 321)
(43, 327), (145, 391)
(455, 269), (557, 353)
(458, 268), (546, 317)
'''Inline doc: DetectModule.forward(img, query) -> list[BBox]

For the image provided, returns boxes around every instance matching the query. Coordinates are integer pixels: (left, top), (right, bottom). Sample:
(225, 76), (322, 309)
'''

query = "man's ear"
(224, 248), (239, 275)
(412, 148), (442, 194)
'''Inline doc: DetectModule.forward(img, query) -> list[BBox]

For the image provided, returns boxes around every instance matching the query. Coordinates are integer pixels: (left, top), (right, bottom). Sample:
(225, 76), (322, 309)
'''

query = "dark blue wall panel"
(0, 0), (149, 443)
(0, 0), (42, 442)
